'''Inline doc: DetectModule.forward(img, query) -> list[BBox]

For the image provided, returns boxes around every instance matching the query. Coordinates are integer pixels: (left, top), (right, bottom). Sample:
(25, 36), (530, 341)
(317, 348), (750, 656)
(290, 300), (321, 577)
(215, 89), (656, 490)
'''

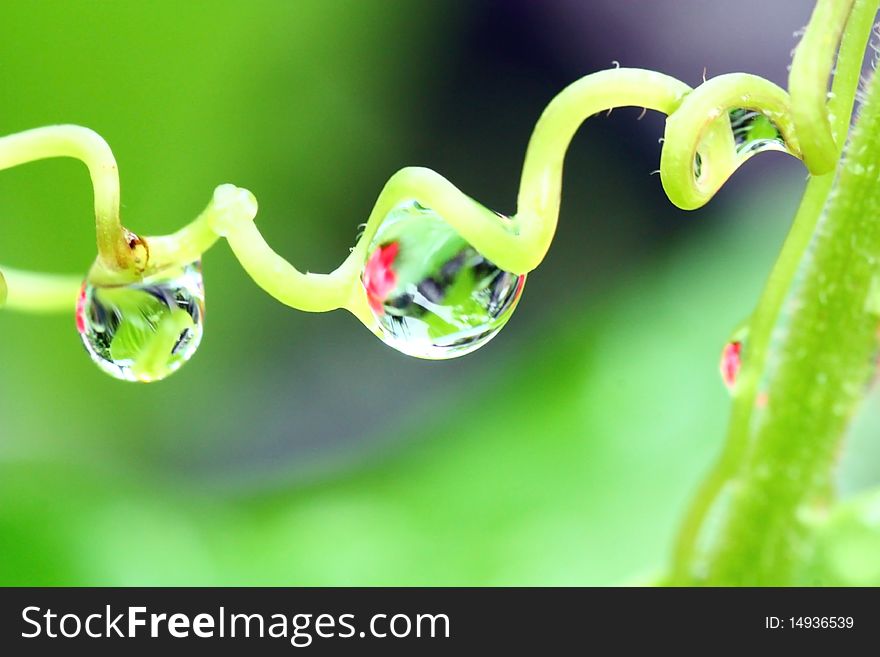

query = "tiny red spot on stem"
(720, 341), (743, 389)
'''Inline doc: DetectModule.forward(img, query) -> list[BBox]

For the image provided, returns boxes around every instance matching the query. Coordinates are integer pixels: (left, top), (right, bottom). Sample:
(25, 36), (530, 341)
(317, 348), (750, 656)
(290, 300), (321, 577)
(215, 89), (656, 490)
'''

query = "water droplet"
(720, 340), (743, 390)
(362, 201), (525, 359)
(76, 261), (205, 382)
(728, 108), (789, 156)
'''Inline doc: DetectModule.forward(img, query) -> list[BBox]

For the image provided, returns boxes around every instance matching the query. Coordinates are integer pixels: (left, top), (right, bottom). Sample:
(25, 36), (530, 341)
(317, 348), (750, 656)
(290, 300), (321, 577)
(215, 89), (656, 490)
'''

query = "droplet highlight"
(77, 261), (205, 382)
(362, 201), (525, 359)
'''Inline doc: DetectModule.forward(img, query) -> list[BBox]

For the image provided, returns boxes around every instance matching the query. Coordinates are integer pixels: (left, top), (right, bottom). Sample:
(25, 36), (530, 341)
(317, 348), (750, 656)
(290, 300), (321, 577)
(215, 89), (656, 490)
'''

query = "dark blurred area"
(2, 1), (876, 585)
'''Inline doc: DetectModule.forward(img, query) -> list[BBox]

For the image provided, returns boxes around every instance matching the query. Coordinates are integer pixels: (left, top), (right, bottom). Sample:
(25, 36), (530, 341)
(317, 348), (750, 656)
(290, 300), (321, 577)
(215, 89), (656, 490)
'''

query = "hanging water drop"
(76, 261), (205, 382)
(728, 108), (789, 156)
(361, 200), (525, 359)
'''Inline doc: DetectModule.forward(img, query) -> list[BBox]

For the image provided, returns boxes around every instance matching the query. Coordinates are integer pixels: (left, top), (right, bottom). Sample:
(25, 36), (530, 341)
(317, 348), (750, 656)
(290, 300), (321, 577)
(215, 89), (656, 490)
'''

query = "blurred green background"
(1, 1), (878, 585)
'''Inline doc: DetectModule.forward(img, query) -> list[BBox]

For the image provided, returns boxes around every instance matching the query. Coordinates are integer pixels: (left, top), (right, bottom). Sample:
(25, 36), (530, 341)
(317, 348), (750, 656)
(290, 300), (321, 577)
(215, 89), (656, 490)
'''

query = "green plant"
(1, 0), (878, 585)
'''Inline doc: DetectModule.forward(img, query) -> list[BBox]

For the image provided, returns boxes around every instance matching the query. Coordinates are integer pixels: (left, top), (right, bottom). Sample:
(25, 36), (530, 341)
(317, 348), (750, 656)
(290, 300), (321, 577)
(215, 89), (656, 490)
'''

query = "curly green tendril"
(2, 2), (862, 323)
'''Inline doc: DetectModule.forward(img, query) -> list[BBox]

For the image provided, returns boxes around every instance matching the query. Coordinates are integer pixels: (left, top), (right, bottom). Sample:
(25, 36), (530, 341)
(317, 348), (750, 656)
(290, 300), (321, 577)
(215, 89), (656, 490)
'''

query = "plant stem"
(517, 69), (691, 253)
(0, 125), (129, 270)
(708, 60), (880, 583)
(789, 0), (858, 173)
(0, 267), (82, 312)
(670, 0), (878, 583)
(145, 183), (257, 272)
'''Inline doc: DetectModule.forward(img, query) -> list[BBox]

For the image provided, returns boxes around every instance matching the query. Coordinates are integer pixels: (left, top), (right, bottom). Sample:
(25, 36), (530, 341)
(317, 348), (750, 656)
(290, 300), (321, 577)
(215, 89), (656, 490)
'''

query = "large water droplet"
(728, 108), (789, 156)
(76, 261), (205, 382)
(362, 201), (525, 359)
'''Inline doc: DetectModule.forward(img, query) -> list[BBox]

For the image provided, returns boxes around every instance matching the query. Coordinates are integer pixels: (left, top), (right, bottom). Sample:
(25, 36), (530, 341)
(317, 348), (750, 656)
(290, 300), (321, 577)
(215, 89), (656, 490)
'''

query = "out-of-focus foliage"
(799, 485), (880, 586)
(7, 177), (875, 585)
(1, 1), (878, 586)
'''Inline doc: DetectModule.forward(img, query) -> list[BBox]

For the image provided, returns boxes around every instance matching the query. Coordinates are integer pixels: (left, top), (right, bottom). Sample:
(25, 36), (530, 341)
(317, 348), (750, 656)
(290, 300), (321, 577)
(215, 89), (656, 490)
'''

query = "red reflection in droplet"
(75, 282), (87, 334)
(364, 242), (400, 314)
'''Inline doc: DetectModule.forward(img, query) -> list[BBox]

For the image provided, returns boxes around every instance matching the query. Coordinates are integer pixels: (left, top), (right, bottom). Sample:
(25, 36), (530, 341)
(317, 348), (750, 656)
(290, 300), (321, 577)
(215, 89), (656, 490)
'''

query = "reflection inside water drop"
(728, 108), (789, 156)
(76, 261), (205, 382)
(361, 201), (525, 359)
(694, 152), (703, 179)
(694, 108), (789, 180)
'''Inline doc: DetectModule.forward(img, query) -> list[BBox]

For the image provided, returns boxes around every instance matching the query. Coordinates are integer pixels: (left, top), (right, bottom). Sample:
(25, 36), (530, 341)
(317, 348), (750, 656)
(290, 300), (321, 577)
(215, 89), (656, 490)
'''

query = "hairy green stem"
(672, 0), (880, 584)
(708, 61), (880, 584)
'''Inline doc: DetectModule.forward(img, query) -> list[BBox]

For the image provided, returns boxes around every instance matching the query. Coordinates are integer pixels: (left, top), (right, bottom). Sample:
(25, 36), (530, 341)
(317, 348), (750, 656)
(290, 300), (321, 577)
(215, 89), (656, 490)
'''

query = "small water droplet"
(720, 340), (743, 390)
(361, 201), (525, 359)
(77, 261), (205, 382)
(728, 108), (790, 156)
